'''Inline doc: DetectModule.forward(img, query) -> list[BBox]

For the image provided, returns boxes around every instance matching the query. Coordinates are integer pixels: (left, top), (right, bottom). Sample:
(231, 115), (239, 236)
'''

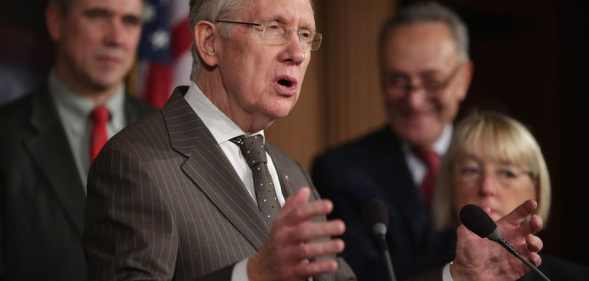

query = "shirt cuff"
(231, 258), (250, 281)
(442, 261), (454, 281)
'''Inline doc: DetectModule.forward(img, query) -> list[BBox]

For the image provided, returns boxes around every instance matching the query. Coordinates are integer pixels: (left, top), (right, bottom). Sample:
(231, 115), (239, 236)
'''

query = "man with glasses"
(84, 1), (544, 281)
(312, 2), (474, 280)
(84, 0), (355, 281)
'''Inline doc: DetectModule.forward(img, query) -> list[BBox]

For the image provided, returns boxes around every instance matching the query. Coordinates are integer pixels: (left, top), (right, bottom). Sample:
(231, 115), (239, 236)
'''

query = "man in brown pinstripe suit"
(83, 0), (545, 280)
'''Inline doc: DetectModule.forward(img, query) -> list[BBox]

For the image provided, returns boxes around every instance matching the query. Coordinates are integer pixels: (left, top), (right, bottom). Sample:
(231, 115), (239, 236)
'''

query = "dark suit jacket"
(0, 85), (154, 281)
(84, 87), (356, 281)
(311, 127), (455, 281)
(520, 255), (589, 281)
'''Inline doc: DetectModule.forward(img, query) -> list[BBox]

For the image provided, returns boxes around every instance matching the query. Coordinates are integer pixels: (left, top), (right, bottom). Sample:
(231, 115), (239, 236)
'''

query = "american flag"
(138, 0), (192, 108)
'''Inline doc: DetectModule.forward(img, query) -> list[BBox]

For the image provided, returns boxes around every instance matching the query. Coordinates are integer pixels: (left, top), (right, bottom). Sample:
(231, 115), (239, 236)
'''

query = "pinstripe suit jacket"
(84, 87), (356, 281)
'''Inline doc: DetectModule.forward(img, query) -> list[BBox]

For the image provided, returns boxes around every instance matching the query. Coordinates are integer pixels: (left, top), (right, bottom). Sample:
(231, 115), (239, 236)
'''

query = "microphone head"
(459, 204), (497, 238)
(363, 199), (389, 236)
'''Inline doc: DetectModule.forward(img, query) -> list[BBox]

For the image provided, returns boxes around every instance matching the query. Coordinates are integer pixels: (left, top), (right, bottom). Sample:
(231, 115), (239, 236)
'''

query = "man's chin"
(402, 130), (440, 148)
(87, 76), (124, 92)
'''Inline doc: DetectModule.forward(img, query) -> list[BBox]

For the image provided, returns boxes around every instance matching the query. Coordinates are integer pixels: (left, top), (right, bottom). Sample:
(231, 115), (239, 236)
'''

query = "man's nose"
(105, 19), (125, 46)
(279, 30), (306, 65)
(406, 82), (428, 109)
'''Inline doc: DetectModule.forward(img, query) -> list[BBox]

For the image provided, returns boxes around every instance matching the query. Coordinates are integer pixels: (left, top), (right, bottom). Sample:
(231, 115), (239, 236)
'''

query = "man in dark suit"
(311, 2), (474, 280)
(0, 0), (152, 280)
(83, 0), (544, 281)
(84, 0), (355, 280)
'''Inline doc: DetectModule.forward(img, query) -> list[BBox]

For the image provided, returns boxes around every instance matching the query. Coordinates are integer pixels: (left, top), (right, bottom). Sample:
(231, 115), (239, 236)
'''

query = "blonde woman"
(433, 111), (588, 280)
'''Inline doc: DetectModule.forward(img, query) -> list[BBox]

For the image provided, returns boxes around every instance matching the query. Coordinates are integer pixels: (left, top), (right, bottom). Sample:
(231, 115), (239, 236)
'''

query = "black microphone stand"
(374, 224), (398, 281)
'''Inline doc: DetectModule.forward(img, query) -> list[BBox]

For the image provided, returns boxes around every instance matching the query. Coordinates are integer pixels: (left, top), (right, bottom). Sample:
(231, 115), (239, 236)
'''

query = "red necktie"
(415, 148), (441, 207)
(90, 106), (109, 161)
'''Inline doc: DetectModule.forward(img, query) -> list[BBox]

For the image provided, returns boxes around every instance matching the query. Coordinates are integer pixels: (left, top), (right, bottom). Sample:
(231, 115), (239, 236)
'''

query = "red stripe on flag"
(144, 63), (173, 108)
(172, 19), (192, 59)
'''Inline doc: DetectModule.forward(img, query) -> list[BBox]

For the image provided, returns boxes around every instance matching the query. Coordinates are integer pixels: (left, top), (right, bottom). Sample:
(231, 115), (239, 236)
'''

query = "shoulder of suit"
(124, 94), (157, 114)
(0, 89), (47, 130)
(537, 254), (589, 280)
(314, 126), (399, 163)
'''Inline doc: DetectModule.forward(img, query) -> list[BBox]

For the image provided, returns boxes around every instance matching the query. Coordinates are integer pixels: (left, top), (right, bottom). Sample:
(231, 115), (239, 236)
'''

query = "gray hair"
(379, 1), (470, 61)
(188, 0), (246, 76)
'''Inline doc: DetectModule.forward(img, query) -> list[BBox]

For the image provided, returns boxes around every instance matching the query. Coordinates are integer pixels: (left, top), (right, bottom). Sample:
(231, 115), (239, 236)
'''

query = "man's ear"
(194, 21), (219, 67)
(46, 4), (64, 42)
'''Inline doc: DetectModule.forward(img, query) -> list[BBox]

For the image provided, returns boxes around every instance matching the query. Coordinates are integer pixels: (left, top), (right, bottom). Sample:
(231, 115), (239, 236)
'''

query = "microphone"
(363, 199), (397, 281)
(459, 204), (551, 281)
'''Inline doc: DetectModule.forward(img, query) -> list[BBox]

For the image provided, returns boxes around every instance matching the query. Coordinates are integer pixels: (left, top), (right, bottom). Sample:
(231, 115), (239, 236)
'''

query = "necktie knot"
(414, 147), (440, 171)
(91, 105), (110, 124)
(231, 135), (267, 167)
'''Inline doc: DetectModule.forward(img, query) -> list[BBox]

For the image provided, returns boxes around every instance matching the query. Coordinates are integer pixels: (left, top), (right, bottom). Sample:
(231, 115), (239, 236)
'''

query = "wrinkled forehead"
(240, 0), (316, 27)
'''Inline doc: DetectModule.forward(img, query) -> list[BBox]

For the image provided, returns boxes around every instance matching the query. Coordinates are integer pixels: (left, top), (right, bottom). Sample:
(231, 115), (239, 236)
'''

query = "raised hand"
(248, 187), (346, 281)
(451, 200), (544, 281)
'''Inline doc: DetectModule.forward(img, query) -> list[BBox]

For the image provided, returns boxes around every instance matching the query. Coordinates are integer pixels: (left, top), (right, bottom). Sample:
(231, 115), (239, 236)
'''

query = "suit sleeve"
(297, 162), (356, 281)
(0, 145), (7, 281)
(0, 133), (23, 281)
(311, 155), (383, 281)
(84, 143), (236, 281)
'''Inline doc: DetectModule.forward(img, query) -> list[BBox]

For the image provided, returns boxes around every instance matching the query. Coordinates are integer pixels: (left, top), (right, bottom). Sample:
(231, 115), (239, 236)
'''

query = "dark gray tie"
(231, 135), (280, 226)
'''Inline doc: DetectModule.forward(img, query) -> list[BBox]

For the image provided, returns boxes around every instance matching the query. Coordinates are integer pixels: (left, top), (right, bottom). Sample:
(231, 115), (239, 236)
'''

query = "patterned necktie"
(414, 147), (441, 208)
(90, 106), (110, 161)
(231, 134), (280, 226)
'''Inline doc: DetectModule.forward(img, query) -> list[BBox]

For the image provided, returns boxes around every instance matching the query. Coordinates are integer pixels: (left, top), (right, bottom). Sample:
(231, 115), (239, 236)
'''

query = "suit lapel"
(163, 89), (269, 249)
(25, 91), (85, 235)
(266, 145), (298, 198)
(376, 128), (429, 244)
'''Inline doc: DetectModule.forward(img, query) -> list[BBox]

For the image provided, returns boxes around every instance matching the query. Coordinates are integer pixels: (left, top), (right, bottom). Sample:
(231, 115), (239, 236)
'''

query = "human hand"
(451, 200), (544, 281)
(248, 187), (346, 281)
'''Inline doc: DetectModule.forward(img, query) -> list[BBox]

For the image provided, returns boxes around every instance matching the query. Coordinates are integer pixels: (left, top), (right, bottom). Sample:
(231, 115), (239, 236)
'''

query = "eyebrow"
(82, 6), (142, 22)
(266, 15), (315, 30)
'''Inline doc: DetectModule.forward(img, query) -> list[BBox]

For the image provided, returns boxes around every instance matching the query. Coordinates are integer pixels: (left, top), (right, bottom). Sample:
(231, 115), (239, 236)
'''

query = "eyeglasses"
(455, 161), (535, 188)
(384, 63), (463, 96)
(215, 19), (323, 51)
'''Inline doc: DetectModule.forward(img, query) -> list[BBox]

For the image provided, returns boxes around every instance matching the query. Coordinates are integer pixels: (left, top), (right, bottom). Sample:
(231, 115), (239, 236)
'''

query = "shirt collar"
(183, 81), (264, 145)
(402, 125), (453, 156)
(433, 125), (453, 155)
(49, 70), (125, 120)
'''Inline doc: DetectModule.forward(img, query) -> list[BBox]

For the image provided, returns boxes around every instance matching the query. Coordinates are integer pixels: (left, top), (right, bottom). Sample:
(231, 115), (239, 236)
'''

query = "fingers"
(501, 200), (537, 226)
(292, 258), (339, 278)
(529, 214), (543, 234)
(498, 201), (543, 243)
(280, 239), (345, 262)
(526, 234), (543, 253)
(281, 187), (312, 214)
(279, 199), (333, 226)
(284, 220), (345, 243)
(528, 252), (542, 267)
(251, 187), (346, 281)
(279, 187), (334, 225)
